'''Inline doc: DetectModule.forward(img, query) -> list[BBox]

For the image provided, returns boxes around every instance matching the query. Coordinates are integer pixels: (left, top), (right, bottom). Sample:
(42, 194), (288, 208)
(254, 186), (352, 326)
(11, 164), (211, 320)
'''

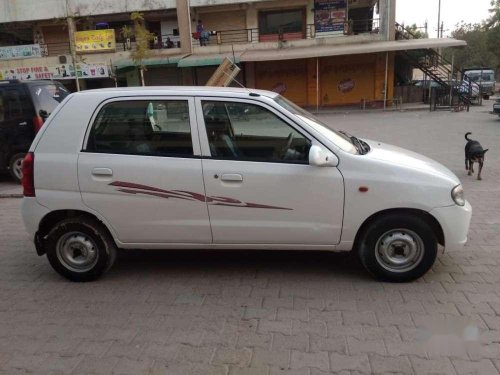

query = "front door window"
(202, 101), (311, 163)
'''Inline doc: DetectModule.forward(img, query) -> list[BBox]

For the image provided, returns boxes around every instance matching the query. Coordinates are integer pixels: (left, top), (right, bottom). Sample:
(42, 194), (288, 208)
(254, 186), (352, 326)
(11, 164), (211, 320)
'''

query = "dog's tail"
(465, 132), (472, 141)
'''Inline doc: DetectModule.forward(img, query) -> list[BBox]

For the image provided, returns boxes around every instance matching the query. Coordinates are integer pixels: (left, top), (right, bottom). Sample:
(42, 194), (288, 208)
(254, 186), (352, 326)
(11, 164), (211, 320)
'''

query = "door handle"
(221, 173), (243, 182)
(92, 167), (113, 177)
(18, 121), (27, 126)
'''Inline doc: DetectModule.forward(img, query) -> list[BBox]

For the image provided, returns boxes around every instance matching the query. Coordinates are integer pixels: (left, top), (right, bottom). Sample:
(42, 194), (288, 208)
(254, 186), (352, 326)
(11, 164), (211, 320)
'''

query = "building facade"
(0, 0), (465, 107)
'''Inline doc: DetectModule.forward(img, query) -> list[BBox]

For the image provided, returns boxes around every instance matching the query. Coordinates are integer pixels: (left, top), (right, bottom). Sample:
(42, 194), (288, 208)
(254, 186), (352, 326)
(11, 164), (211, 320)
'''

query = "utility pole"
(437, 0), (441, 38)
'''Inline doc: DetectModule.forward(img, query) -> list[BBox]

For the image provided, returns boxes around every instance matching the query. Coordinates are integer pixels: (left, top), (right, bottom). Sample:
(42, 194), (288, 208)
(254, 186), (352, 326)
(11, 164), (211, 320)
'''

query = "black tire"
(484, 95), (490, 100)
(45, 217), (117, 282)
(8, 153), (25, 183)
(358, 214), (438, 282)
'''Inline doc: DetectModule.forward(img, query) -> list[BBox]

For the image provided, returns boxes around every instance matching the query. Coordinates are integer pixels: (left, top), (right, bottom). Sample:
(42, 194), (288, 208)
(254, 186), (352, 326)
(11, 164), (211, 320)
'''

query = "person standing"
(197, 20), (208, 46)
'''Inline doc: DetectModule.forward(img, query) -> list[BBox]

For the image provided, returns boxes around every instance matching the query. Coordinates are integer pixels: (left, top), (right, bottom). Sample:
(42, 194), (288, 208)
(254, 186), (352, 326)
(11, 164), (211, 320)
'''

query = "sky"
(396, 0), (493, 37)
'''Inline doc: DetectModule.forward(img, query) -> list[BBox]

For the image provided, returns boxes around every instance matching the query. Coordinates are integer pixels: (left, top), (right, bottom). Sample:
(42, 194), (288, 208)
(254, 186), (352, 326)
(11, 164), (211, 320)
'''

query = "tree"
(406, 23), (429, 39)
(122, 12), (154, 86)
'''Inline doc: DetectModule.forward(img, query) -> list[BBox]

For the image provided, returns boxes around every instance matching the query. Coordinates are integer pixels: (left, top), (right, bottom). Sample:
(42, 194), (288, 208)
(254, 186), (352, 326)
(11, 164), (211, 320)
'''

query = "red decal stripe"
(110, 181), (292, 210)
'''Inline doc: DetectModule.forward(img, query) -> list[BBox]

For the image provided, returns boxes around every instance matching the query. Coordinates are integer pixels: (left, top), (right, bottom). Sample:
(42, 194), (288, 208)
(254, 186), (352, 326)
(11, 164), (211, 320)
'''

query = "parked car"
(21, 87), (472, 282)
(463, 68), (496, 100)
(0, 80), (70, 182)
(493, 98), (500, 116)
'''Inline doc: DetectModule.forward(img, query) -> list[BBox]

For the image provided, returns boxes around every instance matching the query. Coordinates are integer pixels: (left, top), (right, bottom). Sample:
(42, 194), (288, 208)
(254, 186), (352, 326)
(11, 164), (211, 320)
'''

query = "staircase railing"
(395, 23), (482, 108)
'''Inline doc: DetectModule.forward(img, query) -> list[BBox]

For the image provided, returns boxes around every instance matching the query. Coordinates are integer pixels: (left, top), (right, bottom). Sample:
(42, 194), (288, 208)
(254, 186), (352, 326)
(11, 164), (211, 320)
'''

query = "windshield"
(273, 95), (358, 154)
(465, 71), (495, 82)
(28, 83), (70, 114)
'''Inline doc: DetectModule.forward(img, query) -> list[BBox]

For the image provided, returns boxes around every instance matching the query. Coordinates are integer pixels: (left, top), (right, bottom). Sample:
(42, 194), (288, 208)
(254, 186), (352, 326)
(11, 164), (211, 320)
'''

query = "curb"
(0, 193), (23, 199)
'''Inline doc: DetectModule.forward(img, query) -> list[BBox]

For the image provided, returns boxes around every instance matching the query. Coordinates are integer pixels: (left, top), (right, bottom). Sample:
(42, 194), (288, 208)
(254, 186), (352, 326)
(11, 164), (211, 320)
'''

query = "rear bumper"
(21, 197), (50, 238)
(430, 201), (472, 252)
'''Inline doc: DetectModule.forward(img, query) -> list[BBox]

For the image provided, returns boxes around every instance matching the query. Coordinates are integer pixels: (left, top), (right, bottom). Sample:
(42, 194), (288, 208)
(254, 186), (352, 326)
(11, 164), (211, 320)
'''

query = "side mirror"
(309, 145), (338, 167)
(39, 109), (49, 119)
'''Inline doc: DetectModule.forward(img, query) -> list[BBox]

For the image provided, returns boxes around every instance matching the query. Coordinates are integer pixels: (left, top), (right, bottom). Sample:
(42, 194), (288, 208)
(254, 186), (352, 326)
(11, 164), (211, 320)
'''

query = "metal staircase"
(395, 23), (482, 110)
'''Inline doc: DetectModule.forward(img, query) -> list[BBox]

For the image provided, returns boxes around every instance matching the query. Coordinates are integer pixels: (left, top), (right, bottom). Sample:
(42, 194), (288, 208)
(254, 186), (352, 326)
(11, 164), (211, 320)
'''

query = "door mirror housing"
(309, 145), (338, 167)
(39, 109), (49, 119)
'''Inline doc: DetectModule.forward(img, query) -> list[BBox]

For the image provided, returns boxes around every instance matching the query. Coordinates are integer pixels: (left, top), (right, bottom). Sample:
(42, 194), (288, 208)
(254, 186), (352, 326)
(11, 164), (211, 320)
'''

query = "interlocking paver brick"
(409, 356), (457, 375)
(452, 359), (500, 375)
(329, 352), (371, 373)
(251, 349), (289, 367)
(369, 354), (413, 374)
(272, 333), (309, 351)
(290, 350), (329, 371)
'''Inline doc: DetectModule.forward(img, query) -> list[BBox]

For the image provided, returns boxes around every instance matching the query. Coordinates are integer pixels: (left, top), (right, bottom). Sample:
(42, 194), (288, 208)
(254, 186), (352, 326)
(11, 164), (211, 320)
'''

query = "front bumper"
(429, 200), (472, 252)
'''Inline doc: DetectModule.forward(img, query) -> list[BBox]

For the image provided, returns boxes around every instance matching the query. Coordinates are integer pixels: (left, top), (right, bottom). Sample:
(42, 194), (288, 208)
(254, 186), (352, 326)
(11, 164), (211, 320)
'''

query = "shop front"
(251, 53), (394, 108)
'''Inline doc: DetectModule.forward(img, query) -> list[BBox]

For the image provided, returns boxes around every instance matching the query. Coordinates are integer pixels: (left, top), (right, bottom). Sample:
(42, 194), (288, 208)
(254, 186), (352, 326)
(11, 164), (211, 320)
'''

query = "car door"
(78, 96), (212, 245)
(0, 85), (36, 166)
(195, 97), (344, 246)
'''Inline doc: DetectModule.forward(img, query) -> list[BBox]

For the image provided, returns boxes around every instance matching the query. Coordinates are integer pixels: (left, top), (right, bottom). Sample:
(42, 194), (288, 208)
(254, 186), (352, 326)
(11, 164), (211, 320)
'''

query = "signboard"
(0, 63), (109, 81)
(206, 58), (241, 87)
(314, 0), (347, 33)
(75, 30), (116, 53)
(0, 44), (43, 60)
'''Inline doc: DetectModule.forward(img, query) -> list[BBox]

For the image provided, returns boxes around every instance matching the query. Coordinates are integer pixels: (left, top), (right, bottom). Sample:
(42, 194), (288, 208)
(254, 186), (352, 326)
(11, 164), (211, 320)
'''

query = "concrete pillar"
(379, 0), (396, 41)
(176, 0), (193, 54)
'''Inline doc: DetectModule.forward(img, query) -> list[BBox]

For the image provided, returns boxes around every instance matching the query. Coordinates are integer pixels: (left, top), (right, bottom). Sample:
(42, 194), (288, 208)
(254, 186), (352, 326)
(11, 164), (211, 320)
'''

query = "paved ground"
(1, 102), (500, 374)
(0, 174), (21, 197)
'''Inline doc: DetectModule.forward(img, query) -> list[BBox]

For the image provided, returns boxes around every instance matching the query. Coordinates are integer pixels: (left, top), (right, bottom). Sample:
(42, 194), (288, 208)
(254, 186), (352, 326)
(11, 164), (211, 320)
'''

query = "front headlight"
(451, 185), (465, 206)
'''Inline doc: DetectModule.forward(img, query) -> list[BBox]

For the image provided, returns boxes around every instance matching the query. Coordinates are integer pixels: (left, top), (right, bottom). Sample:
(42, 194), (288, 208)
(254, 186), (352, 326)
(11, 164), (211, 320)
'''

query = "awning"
(240, 38), (467, 62)
(114, 55), (187, 72)
(177, 52), (241, 68)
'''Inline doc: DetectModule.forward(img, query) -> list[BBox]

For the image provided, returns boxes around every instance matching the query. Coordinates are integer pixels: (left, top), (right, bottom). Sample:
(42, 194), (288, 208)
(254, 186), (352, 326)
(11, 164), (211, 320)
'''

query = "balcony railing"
(191, 18), (380, 46)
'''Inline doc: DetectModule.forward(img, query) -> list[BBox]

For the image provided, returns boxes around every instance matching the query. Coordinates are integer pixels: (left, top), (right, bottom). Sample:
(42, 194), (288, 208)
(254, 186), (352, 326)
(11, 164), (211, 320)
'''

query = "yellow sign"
(75, 30), (116, 54)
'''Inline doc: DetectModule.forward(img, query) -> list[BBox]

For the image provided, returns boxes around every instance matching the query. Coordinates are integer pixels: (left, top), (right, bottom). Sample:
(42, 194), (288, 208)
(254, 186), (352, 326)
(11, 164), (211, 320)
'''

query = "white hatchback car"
(21, 87), (472, 282)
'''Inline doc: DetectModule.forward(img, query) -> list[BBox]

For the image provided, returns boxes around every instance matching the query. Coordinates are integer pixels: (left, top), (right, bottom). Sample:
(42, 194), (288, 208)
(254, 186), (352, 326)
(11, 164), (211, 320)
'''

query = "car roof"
(76, 86), (279, 99)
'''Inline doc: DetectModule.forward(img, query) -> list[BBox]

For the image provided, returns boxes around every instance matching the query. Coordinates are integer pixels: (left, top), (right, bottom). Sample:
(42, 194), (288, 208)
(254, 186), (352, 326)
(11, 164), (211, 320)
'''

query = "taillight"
(33, 116), (44, 133)
(22, 152), (35, 197)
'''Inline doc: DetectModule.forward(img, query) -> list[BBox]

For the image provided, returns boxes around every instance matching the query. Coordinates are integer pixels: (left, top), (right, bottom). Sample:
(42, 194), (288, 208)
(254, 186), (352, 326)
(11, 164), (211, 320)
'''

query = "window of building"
(202, 101), (311, 163)
(86, 100), (193, 157)
(258, 9), (305, 36)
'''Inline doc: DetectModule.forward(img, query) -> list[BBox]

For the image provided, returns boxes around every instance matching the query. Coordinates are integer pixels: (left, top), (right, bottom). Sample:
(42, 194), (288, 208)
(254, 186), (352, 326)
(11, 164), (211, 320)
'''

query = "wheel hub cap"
(56, 232), (98, 272)
(375, 229), (424, 273)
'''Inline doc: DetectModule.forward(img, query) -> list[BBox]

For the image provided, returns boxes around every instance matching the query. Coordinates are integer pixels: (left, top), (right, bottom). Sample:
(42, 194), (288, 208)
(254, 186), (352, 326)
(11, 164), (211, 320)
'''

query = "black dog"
(465, 132), (488, 180)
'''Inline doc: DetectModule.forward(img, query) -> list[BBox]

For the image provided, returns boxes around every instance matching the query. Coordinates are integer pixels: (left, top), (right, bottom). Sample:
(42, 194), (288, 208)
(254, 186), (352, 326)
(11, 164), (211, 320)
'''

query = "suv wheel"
(358, 214), (438, 282)
(9, 153), (25, 183)
(45, 217), (117, 282)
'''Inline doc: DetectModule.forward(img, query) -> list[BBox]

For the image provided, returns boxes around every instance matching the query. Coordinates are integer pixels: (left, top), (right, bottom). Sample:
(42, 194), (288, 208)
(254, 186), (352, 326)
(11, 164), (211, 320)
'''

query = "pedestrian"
(197, 20), (209, 46)
(166, 37), (174, 48)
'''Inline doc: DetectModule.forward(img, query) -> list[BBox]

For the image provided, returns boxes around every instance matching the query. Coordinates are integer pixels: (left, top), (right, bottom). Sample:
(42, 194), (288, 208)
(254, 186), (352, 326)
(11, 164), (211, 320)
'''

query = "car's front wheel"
(45, 217), (117, 282)
(358, 214), (438, 282)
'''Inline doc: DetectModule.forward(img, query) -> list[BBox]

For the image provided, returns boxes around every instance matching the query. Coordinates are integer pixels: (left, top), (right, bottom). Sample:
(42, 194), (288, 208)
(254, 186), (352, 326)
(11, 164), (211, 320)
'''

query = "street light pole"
(437, 0), (441, 38)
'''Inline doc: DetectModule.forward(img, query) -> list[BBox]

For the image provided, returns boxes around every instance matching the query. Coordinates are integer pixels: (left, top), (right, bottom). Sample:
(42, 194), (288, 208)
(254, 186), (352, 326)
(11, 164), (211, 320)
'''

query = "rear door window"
(28, 83), (69, 114)
(86, 100), (194, 157)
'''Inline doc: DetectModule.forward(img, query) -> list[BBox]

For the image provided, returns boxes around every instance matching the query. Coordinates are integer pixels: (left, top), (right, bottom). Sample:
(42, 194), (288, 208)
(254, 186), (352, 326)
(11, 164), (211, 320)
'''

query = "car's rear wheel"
(45, 217), (117, 282)
(358, 214), (438, 282)
(9, 153), (25, 183)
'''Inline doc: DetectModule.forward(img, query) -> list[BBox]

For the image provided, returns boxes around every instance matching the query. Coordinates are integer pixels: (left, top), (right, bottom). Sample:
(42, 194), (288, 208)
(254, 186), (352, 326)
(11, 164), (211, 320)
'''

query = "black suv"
(0, 80), (69, 182)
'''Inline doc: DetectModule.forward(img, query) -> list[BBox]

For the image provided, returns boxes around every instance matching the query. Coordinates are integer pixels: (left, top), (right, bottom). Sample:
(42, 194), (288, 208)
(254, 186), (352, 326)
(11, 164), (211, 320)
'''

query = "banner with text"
(0, 63), (109, 80)
(0, 44), (43, 60)
(314, 0), (347, 33)
(75, 29), (116, 53)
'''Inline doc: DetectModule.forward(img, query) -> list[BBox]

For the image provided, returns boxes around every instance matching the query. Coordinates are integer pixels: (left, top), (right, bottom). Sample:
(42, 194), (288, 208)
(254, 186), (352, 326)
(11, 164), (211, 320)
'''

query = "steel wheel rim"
(12, 158), (23, 180)
(375, 228), (424, 273)
(56, 231), (99, 272)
